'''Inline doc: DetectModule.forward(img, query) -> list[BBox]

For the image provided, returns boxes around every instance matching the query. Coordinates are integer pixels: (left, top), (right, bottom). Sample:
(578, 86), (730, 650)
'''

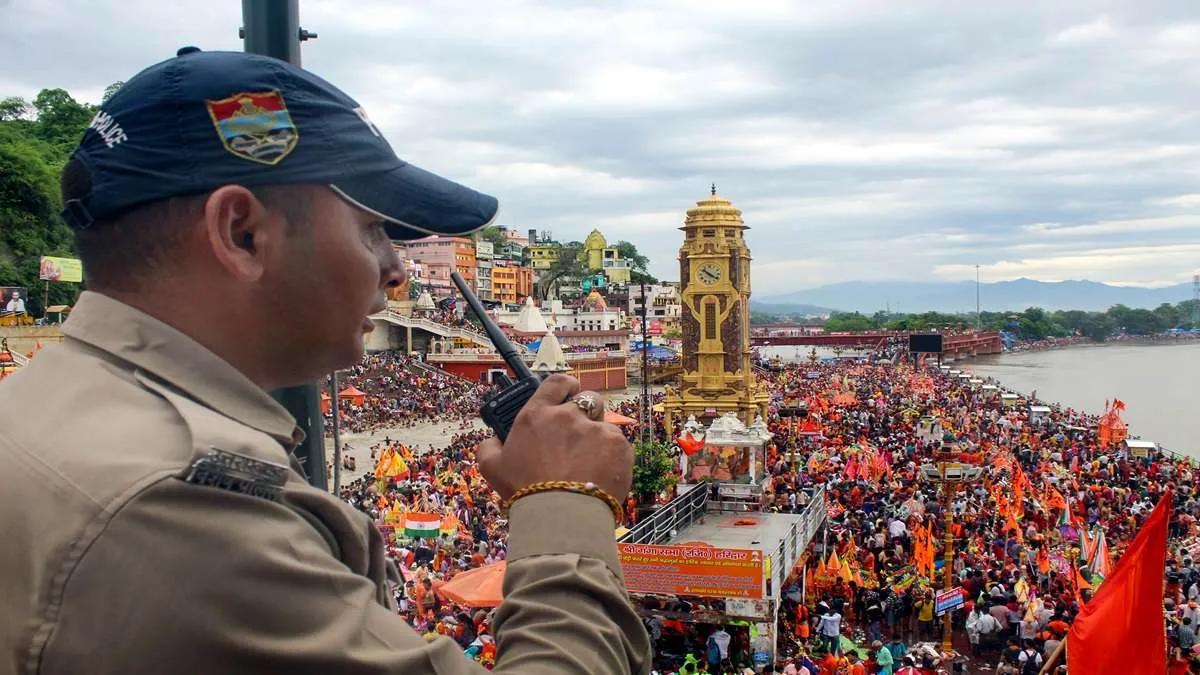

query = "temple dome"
(683, 188), (746, 229)
(514, 296), (548, 333)
(531, 328), (568, 373)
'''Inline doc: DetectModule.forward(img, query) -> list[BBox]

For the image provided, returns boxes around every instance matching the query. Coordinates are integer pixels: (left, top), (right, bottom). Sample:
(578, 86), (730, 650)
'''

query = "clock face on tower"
(697, 263), (722, 285)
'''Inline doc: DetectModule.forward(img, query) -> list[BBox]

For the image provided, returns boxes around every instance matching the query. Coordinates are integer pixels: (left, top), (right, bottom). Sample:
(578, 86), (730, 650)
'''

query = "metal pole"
(975, 264), (981, 330)
(942, 477), (957, 654)
(640, 281), (650, 443)
(330, 371), (342, 493)
(242, 0), (326, 490)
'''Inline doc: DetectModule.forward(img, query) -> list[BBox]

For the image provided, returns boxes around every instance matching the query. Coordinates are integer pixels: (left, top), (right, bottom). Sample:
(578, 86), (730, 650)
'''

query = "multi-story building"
(494, 240), (525, 264)
(404, 236), (476, 297)
(491, 265), (518, 305)
(454, 239), (476, 287)
(496, 298), (630, 352)
(497, 227), (528, 247)
(628, 282), (682, 333)
(474, 240), (494, 302)
(582, 228), (632, 286)
(491, 262), (532, 305)
(515, 265), (534, 300)
(526, 242), (561, 270)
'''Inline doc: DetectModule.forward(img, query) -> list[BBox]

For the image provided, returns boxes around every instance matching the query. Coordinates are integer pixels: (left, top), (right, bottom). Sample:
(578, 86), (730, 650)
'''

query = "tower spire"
(710, 182), (717, 196)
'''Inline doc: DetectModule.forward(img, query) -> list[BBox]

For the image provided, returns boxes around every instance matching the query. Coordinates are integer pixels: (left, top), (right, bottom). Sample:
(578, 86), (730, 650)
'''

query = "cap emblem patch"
(206, 91), (298, 165)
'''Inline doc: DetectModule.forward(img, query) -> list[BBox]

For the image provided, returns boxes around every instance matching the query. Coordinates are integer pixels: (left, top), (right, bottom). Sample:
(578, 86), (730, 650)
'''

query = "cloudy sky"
(4, 0), (1200, 295)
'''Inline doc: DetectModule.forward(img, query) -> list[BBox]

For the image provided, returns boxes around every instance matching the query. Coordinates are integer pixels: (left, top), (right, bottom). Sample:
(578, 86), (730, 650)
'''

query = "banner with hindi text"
(619, 543), (764, 598)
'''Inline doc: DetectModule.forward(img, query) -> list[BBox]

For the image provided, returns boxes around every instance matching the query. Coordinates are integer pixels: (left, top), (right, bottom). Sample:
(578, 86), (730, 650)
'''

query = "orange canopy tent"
(338, 385), (367, 407)
(434, 561), (506, 608)
(604, 411), (637, 426)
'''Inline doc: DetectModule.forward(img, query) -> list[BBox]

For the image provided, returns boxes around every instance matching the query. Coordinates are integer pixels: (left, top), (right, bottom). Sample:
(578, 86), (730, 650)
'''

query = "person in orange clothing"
(818, 650), (845, 675)
(795, 603), (811, 645)
(847, 651), (866, 675)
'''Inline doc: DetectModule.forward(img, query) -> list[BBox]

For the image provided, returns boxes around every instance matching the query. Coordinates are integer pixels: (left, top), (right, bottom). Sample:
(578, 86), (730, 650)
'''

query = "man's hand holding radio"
(476, 374), (634, 504)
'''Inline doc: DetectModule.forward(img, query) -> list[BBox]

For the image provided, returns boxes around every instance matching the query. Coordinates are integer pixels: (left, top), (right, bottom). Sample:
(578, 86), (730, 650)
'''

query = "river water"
(967, 343), (1199, 457)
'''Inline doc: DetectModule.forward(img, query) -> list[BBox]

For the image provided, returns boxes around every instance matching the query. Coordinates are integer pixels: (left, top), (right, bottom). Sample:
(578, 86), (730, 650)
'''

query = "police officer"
(0, 49), (649, 674)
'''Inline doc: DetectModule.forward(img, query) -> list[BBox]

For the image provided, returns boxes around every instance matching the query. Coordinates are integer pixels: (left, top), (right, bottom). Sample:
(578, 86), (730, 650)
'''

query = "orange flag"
(1037, 546), (1051, 574)
(827, 549), (842, 573)
(1068, 491), (1170, 675)
(839, 559), (854, 583)
(1005, 511), (1023, 544)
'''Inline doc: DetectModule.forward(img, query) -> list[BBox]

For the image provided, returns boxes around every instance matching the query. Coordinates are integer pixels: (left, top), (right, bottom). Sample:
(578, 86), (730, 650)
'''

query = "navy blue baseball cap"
(63, 47), (498, 240)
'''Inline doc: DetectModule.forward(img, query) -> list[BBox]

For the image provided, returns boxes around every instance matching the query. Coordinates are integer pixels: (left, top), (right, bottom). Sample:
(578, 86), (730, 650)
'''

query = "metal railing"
(765, 485), (827, 597)
(618, 484), (709, 545)
(428, 348), (624, 362)
(372, 310), (530, 355)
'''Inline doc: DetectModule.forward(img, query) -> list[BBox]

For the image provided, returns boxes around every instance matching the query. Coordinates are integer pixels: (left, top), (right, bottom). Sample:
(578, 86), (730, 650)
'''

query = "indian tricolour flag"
(404, 512), (442, 539)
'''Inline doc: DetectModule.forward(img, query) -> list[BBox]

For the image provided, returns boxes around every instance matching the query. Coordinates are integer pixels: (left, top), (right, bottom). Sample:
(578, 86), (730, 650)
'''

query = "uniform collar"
(63, 291), (302, 447)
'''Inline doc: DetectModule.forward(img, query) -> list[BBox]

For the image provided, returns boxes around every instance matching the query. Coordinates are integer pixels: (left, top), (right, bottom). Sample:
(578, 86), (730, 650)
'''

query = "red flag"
(1068, 490), (1170, 675)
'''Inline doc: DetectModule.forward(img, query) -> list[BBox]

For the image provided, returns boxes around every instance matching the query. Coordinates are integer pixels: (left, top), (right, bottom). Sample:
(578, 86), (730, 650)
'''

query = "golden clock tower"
(663, 186), (769, 434)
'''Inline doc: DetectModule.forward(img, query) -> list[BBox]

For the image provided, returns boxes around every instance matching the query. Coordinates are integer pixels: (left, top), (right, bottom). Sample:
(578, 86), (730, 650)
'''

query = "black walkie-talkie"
(450, 272), (543, 441)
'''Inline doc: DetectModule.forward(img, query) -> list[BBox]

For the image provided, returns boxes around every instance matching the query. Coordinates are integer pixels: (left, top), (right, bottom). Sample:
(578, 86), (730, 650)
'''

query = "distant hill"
(755, 278), (1193, 314)
(751, 300), (834, 318)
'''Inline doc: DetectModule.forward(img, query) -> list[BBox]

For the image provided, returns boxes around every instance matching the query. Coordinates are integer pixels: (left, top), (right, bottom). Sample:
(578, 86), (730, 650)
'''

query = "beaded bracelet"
(503, 480), (625, 524)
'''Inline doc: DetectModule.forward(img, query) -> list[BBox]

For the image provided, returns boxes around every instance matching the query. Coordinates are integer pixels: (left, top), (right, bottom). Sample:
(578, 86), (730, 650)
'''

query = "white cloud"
(1049, 15), (1117, 46)
(1021, 215), (1200, 237)
(3, 1), (1200, 295)
(935, 244), (1200, 286)
(1155, 194), (1200, 208)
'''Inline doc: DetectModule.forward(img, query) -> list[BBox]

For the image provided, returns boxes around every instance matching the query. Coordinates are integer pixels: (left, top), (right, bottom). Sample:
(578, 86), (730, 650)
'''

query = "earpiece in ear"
(241, 232), (255, 252)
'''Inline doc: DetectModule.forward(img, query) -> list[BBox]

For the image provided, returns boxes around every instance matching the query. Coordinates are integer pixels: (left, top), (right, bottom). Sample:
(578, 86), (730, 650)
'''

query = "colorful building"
(475, 240), (494, 302)
(404, 236), (476, 297)
(490, 263), (533, 305)
(526, 242), (561, 270)
(582, 228), (631, 286)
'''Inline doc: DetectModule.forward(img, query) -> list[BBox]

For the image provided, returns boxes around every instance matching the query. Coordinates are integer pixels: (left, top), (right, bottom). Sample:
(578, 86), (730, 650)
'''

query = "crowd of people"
(326, 344), (1197, 673)
(338, 428), (510, 668)
(325, 351), (489, 434)
(747, 357), (1199, 674)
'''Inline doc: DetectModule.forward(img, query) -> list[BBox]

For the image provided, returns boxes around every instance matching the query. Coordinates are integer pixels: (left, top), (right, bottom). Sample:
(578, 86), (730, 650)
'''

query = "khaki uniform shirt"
(0, 292), (650, 675)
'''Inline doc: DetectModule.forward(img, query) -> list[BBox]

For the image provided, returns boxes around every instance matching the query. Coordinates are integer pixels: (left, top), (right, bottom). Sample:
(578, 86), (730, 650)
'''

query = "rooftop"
(668, 510), (807, 552)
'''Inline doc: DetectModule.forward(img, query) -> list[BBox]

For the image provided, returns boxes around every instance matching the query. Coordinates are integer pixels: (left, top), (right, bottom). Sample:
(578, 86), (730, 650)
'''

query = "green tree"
(0, 127), (78, 316)
(1110, 307), (1163, 335)
(615, 240), (650, 274)
(0, 96), (31, 121)
(631, 439), (675, 501)
(1152, 302), (1180, 329)
(474, 225), (508, 249)
(0, 88), (94, 316)
(824, 311), (878, 332)
(1178, 299), (1199, 329)
(750, 311), (781, 324)
(31, 88), (95, 150)
(1080, 313), (1116, 342)
(534, 243), (586, 300)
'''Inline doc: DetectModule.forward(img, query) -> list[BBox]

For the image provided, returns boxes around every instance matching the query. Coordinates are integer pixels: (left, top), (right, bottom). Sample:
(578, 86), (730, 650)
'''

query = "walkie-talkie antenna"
(450, 272), (535, 380)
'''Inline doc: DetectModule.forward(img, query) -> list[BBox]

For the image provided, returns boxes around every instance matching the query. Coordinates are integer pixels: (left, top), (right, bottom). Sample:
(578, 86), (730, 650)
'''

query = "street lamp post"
(920, 448), (984, 655)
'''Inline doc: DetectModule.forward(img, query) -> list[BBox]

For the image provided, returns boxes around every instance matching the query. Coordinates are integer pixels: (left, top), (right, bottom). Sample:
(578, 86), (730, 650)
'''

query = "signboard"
(39, 256), (83, 283)
(718, 483), (759, 500)
(619, 543), (764, 599)
(725, 597), (772, 620)
(935, 586), (965, 616)
(1, 287), (28, 314)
